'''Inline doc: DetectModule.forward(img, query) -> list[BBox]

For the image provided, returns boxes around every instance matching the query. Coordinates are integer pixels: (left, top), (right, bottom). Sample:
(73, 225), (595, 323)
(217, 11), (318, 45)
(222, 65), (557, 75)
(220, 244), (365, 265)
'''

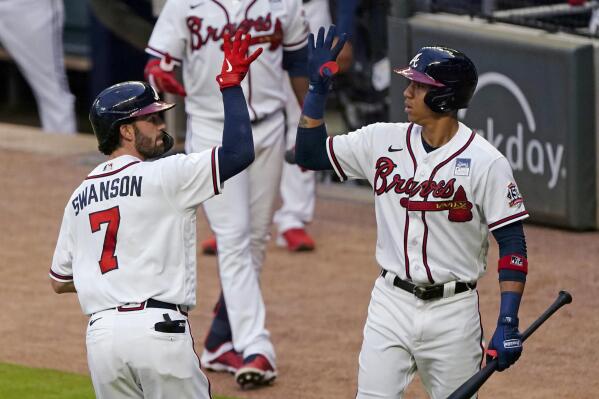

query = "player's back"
(55, 150), (219, 315)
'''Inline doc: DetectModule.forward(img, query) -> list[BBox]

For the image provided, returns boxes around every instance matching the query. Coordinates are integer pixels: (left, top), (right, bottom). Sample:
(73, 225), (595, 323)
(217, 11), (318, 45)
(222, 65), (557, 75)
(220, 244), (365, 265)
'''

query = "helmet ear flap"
(424, 87), (455, 114)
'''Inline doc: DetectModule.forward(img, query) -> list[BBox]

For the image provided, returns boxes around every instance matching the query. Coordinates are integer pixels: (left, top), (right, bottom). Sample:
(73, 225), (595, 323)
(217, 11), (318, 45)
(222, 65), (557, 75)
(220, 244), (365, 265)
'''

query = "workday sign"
(395, 16), (597, 228)
(459, 72), (565, 190)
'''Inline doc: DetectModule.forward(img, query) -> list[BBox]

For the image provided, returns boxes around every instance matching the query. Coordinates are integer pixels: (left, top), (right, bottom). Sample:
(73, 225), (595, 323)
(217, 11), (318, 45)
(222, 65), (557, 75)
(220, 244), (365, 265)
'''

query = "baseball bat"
(446, 290), (573, 399)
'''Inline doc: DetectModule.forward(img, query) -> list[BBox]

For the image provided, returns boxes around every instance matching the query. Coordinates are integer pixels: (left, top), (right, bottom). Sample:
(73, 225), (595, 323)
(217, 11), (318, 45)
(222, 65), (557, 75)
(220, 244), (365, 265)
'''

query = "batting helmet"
(89, 81), (175, 155)
(395, 46), (478, 113)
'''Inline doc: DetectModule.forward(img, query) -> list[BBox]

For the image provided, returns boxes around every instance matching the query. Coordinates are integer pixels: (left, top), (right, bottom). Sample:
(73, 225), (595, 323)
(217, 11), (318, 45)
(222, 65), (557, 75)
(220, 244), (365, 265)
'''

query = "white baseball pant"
(86, 307), (210, 399)
(0, 0), (76, 134)
(187, 111), (285, 366)
(357, 272), (483, 399)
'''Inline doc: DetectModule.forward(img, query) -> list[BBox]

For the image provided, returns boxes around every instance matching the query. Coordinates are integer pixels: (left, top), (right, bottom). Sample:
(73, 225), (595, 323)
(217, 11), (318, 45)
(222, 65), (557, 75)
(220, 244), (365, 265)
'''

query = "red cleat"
(201, 236), (217, 255)
(201, 345), (243, 374)
(235, 354), (277, 389)
(277, 228), (315, 252)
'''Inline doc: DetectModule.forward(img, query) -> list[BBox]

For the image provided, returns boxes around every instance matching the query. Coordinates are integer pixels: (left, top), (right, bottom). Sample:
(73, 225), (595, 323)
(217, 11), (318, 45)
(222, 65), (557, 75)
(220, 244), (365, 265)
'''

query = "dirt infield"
(1, 126), (597, 398)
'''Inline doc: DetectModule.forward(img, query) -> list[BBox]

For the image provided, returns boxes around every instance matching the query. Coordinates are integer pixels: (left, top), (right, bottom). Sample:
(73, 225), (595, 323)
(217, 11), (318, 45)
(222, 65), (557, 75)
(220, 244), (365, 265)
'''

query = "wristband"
(498, 254), (528, 274)
(302, 91), (327, 119)
(499, 291), (522, 319)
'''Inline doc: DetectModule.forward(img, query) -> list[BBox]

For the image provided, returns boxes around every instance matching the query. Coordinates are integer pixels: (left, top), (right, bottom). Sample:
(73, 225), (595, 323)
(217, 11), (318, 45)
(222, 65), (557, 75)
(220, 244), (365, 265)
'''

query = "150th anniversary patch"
(507, 182), (524, 207)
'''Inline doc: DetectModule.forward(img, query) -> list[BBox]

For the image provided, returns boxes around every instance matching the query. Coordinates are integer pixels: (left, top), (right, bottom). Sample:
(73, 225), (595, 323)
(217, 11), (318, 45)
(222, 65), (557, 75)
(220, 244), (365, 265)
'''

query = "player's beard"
(133, 125), (167, 159)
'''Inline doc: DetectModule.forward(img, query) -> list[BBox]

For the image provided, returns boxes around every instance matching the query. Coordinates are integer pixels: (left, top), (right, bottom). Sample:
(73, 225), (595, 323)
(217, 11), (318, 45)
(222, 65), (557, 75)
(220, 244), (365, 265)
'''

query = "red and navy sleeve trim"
(488, 211), (529, 230)
(49, 269), (73, 282)
(86, 161), (140, 180)
(145, 46), (183, 65)
(327, 137), (347, 182)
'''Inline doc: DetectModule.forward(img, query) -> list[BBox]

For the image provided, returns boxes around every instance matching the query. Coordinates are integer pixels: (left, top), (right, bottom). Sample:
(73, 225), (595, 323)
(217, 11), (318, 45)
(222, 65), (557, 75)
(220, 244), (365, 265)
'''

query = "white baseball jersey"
(327, 121), (528, 285)
(49, 151), (221, 315)
(146, 0), (309, 122)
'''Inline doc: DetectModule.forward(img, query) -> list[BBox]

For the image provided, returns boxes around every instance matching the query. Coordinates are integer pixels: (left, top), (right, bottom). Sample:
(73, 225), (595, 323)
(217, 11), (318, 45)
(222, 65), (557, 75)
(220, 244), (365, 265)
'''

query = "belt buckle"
(413, 286), (429, 300)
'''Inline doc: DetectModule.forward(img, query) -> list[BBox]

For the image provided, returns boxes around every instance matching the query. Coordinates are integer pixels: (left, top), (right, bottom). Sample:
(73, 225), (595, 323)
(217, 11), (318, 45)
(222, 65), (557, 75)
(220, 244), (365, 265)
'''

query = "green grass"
(0, 363), (237, 399)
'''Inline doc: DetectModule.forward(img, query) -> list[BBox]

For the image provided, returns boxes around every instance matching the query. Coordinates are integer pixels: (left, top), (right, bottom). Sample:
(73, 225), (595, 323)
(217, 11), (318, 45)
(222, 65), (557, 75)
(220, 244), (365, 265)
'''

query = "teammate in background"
(296, 26), (529, 398)
(144, 0), (309, 388)
(48, 32), (262, 399)
(0, 0), (76, 134)
(273, 0), (358, 252)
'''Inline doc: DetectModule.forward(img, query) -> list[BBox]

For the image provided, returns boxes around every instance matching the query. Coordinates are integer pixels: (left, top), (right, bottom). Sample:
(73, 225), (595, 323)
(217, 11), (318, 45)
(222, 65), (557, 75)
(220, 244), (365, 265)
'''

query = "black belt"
(381, 269), (476, 300)
(116, 299), (188, 316)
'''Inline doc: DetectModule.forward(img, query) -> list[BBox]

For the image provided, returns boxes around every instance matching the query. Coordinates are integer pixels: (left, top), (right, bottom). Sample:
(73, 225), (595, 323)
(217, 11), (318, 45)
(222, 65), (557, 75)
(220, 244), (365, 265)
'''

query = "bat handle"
(446, 360), (497, 399)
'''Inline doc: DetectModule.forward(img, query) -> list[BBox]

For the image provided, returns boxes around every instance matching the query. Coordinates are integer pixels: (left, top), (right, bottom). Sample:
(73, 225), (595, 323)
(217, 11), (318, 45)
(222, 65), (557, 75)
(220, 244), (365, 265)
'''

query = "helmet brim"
(129, 101), (176, 118)
(394, 67), (445, 87)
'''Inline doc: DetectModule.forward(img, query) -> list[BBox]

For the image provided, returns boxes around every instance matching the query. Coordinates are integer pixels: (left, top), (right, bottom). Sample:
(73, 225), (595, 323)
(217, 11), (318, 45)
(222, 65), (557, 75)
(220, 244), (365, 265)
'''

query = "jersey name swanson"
(72, 176), (143, 216)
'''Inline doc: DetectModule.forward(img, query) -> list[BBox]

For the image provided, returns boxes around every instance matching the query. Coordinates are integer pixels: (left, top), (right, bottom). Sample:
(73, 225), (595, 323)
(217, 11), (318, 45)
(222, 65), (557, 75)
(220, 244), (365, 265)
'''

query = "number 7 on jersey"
(89, 206), (121, 274)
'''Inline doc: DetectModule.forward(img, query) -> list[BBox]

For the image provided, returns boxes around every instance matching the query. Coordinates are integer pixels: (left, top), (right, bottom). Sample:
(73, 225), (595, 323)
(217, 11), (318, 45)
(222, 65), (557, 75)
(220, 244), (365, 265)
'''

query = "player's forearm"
(336, 0), (358, 39)
(218, 86), (255, 182)
(290, 76), (309, 106)
(50, 279), (77, 294)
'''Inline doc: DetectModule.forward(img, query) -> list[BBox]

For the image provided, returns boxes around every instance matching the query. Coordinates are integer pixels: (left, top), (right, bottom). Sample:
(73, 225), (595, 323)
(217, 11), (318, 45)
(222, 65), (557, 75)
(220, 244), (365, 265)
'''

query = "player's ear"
(119, 123), (135, 143)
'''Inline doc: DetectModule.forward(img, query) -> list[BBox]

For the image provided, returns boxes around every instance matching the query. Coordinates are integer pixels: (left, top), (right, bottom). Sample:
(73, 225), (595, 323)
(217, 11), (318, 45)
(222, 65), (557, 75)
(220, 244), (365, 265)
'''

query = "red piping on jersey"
(406, 123), (417, 170)
(244, 0), (259, 19)
(145, 46), (183, 63)
(421, 130), (477, 284)
(243, 0), (260, 119)
(211, 147), (219, 195)
(328, 137), (347, 181)
(85, 161), (140, 180)
(49, 269), (73, 281)
(211, 0), (231, 26)
(283, 37), (308, 48)
(488, 211), (529, 230)
(403, 123), (416, 279)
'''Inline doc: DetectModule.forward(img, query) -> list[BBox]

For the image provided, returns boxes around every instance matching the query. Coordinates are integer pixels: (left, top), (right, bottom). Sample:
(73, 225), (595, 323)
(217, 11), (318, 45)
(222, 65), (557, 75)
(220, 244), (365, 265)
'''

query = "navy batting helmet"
(89, 81), (175, 155)
(395, 46), (478, 113)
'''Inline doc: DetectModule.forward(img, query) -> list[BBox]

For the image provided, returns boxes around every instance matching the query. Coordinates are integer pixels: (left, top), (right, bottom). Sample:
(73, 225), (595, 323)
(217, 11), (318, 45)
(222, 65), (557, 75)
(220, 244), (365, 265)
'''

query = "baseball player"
(274, 0), (358, 252)
(296, 26), (529, 398)
(48, 32), (262, 399)
(144, 0), (309, 388)
(0, 0), (76, 134)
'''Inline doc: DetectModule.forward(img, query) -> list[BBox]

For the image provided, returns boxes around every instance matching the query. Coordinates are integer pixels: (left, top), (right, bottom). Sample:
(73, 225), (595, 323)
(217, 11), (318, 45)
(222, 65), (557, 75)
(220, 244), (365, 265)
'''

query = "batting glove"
(487, 315), (523, 371)
(307, 25), (347, 94)
(216, 30), (263, 90)
(144, 56), (186, 97)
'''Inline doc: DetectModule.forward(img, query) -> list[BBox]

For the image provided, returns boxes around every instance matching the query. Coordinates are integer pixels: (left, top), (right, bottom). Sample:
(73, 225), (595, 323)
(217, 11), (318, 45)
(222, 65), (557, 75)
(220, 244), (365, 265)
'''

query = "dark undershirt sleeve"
(492, 221), (528, 282)
(295, 125), (333, 170)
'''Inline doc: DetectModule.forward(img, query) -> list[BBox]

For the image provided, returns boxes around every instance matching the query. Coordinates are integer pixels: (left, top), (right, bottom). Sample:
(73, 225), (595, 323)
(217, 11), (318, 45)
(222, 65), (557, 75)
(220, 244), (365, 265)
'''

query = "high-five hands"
(308, 25), (347, 94)
(217, 30), (263, 90)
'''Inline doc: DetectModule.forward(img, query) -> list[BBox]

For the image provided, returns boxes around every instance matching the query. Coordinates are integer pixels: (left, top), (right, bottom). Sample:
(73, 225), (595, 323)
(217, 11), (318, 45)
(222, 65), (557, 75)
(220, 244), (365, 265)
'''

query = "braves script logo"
(186, 14), (283, 52)
(374, 157), (473, 222)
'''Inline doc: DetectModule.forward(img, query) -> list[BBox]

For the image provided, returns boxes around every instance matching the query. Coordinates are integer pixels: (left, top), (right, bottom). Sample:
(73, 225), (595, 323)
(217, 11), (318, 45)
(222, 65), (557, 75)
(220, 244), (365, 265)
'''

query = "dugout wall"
(388, 11), (598, 230)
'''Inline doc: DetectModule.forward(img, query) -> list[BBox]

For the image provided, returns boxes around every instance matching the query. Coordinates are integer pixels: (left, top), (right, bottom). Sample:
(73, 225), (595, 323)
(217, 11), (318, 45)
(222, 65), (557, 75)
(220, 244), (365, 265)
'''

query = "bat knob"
(559, 290), (573, 304)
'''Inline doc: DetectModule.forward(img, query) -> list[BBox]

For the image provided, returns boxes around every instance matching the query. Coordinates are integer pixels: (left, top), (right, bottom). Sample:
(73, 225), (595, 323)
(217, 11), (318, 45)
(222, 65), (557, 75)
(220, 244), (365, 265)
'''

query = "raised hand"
(308, 25), (347, 94)
(144, 55), (186, 97)
(216, 30), (263, 90)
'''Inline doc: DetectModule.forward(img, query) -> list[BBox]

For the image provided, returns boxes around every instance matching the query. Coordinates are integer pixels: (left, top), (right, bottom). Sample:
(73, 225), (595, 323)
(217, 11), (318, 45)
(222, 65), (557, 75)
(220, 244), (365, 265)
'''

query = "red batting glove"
(216, 30), (263, 90)
(144, 57), (186, 97)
